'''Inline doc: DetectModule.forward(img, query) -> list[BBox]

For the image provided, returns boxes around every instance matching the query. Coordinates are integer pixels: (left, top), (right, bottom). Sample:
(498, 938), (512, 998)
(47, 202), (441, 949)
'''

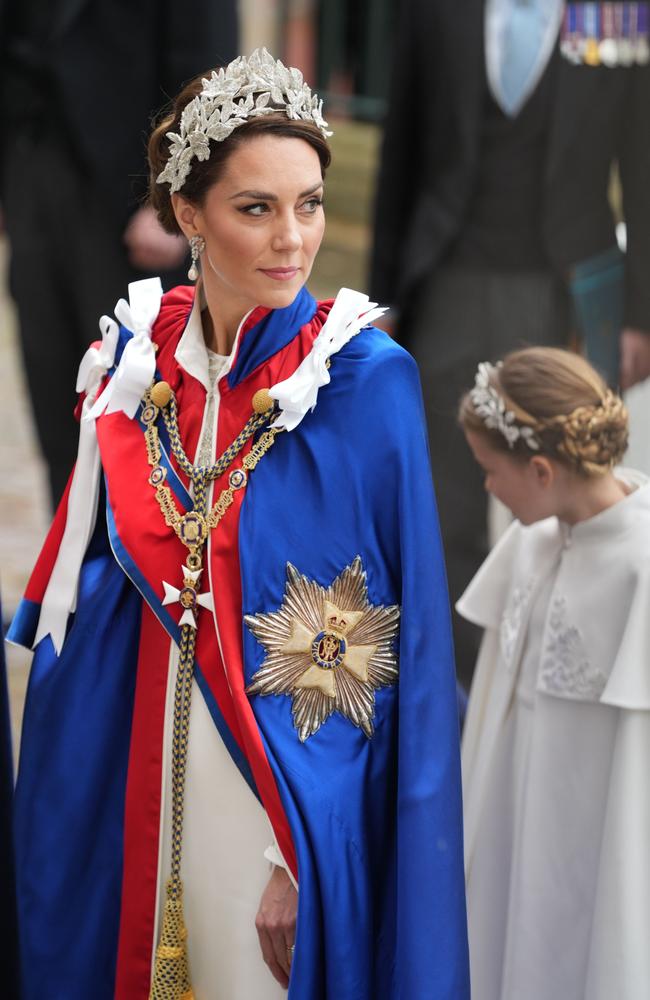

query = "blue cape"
(10, 286), (469, 998)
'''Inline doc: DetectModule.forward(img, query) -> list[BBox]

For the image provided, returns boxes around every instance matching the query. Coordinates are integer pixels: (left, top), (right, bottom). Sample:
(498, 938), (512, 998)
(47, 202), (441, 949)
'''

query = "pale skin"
(620, 327), (650, 390)
(465, 429), (628, 526)
(123, 204), (187, 271)
(170, 132), (327, 987)
(171, 133), (326, 357)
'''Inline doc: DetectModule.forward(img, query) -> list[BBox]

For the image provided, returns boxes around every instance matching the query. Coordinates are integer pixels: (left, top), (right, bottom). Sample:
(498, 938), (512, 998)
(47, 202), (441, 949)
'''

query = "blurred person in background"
(370, 0), (650, 690)
(0, 0), (238, 509)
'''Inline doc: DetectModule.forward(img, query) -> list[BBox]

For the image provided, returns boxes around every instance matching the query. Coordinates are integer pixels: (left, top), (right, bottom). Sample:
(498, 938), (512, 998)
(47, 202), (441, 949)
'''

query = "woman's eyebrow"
(229, 182), (324, 201)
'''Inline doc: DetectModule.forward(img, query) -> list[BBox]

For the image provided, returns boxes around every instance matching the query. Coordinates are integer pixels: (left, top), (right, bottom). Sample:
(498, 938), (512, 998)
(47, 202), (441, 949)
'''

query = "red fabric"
(114, 604), (171, 1000)
(23, 473), (73, 603)
(102, 290), (332, 986)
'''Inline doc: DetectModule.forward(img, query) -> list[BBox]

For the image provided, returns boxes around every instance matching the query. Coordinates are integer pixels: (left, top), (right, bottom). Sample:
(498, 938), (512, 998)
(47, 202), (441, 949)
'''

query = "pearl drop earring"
(187, 235), (206, 281)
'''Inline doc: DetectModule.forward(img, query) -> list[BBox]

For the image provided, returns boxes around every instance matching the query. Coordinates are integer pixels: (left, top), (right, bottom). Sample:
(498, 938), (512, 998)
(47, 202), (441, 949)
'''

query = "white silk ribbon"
(88, 277), (163, 420)
(76, 314), (120, 398)
(33, 277), (163, 653)
(270, 287), (387, 432)
(33, 314), (120, 652)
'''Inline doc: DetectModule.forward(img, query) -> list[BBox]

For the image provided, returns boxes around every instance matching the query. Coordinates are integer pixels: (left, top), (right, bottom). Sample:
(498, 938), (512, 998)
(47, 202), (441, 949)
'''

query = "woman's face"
(176, 133), (325, 316)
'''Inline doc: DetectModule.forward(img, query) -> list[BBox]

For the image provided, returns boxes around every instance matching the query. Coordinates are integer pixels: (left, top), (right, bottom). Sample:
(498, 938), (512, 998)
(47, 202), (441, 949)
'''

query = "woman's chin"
(256, 280), (305, 309)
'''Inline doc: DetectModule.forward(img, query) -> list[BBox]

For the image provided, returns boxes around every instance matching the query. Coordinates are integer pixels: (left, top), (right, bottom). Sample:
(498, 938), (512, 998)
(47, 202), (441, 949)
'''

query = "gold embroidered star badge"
(245, 557), (400, 742)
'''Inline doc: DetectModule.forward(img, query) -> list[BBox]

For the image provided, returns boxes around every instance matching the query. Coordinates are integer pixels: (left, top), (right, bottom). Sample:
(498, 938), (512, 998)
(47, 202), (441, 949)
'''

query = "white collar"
(174, 283), (253, 390)
(562, 468), (650, 543)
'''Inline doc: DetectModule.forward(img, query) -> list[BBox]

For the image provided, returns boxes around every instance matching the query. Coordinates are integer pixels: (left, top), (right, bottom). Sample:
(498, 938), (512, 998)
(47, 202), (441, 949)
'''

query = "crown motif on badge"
(245, 557), (400, 742)
(156, 48), (333, 194)
(326, 611), (349, 632)
(470, 362), (540, 451)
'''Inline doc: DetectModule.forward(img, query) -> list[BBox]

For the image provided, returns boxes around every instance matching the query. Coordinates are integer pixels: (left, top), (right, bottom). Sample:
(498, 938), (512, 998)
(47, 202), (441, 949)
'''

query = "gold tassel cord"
(150, 623), (196, 999)
(142, 384), (280, 999)
(150, 882), (194, 1000)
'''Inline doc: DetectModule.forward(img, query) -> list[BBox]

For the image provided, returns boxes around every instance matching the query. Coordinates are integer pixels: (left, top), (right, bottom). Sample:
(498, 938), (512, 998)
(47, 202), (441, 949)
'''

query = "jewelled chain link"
(143, 382), (280, 1000)
(162, 392), (271, 482)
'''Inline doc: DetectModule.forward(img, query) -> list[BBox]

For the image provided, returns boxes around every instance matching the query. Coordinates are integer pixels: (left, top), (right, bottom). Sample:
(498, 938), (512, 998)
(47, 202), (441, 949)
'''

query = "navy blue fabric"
(13, 510), (141, 1000)
(6, 597), (40, 648)
(227, 286), (317, 388)
(113, 323), (135, 370)
(240, 327), (470, 998)
(10, 295), (469, 997)
(1, 597), (20, 999)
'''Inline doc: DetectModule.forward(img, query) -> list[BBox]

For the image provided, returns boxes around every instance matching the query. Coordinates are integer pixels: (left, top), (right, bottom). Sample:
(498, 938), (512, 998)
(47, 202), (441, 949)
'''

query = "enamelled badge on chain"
(245, 557), (400, 742)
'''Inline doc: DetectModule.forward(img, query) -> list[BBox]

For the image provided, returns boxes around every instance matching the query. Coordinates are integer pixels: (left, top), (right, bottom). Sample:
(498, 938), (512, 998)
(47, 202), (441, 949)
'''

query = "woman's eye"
(301, 197), (323, 213)
(240, 203), (269, 216)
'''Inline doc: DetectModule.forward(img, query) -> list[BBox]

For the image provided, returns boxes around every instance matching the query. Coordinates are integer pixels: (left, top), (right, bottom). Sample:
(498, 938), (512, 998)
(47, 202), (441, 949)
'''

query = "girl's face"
(175, 133), (325, 316)
(465, 429), (559, 525)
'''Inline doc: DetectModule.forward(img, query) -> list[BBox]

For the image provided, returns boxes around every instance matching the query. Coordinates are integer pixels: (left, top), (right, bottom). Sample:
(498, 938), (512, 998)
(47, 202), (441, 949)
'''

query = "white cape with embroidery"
(458, 469), (650, 1000)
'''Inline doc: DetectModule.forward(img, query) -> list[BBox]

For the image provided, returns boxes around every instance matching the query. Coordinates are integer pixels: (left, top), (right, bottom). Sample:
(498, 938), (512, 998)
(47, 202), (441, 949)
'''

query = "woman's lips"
(259, 267), (299, 281)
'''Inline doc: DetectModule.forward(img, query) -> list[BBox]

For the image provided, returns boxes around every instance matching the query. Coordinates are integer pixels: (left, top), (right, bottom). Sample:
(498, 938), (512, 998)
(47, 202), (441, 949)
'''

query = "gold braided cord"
(141, 385), (280, 1000)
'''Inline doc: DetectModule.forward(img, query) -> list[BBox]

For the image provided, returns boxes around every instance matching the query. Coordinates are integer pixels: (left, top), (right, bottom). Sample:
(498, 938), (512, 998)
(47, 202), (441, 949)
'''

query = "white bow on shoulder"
(88, 277), (162, 419)
(270, 287), (387, 432)
(33, 278), (163, 653)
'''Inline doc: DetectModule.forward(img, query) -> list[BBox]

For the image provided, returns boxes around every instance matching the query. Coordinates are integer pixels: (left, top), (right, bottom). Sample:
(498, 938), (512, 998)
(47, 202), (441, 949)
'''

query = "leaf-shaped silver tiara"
(470, 362), (540, 450)
(156, 48), (333, 194)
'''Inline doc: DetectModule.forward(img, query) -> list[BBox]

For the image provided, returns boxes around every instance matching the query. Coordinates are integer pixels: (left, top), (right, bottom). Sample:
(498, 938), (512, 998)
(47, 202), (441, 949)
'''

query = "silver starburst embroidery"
(245, 557), (400, 742)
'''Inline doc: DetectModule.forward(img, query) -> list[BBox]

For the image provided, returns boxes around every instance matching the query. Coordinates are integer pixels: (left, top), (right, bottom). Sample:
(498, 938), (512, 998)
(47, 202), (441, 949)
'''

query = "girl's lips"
(259, 267), (299, 281)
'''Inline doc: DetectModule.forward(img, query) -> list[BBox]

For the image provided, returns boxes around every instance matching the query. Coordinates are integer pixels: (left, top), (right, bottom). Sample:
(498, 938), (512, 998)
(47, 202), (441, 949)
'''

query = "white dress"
(153, 295), (289, 999)
(459, 470), (650, 1000)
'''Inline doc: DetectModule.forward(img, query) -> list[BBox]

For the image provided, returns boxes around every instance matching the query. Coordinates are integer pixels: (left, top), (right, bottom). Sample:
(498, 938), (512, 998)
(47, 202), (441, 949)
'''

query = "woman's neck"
(556, 470), (629, 526)
(199, 274), (254, 356)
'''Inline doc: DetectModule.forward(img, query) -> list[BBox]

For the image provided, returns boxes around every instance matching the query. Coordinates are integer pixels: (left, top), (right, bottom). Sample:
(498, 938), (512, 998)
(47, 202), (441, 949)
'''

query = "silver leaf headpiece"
(470, 362), (540, 451)
(156, 48), (333, 194)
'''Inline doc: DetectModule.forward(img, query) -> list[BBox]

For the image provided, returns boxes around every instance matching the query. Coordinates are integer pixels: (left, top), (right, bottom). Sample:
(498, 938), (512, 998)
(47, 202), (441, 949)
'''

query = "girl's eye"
(240, 203), (269, 216)
(301, 197), (323, 213)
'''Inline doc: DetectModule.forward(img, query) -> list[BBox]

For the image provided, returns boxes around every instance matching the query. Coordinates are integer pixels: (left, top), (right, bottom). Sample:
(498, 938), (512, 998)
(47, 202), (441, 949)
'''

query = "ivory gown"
(154, 301), (289, 999)
(459, 471), (650, 1000)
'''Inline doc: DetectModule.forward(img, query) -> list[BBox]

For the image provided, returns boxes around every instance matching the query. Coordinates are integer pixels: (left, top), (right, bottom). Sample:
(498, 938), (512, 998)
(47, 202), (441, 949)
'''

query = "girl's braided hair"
(459, 347), (628, 477)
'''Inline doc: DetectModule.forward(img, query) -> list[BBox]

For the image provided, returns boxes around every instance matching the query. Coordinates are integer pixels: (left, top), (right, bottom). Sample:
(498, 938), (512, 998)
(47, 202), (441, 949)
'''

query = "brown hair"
(459, 347), (629, 477)
(148, 73), (332, 235)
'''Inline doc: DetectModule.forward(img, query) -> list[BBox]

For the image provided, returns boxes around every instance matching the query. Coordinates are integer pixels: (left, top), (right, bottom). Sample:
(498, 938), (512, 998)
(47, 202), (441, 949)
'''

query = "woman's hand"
(620, 327), (650, 389)
(122, 205), (187, 272)
(255, 865), (298, 989)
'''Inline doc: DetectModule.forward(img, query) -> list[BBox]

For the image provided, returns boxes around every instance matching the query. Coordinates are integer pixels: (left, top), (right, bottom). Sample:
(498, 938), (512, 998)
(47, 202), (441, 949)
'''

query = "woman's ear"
(171, 193), (202, 241)
(529, 454), (555, 489)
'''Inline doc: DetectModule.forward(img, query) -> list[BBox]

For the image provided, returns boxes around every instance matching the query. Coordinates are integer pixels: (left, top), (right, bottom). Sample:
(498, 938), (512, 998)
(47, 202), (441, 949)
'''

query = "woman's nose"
(271, 215), (302, 252)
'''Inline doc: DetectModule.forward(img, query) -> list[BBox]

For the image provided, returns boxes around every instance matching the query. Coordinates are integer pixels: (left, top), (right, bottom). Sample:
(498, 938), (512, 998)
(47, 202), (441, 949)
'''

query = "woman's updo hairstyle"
(148, 71), (332, 236)
(459, 347), (629, 477)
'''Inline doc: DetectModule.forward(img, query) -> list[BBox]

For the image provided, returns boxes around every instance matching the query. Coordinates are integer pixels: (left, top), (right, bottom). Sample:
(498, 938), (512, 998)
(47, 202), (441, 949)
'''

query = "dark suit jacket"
(370, 0), (650, 333)
(0, 0), (238, 222)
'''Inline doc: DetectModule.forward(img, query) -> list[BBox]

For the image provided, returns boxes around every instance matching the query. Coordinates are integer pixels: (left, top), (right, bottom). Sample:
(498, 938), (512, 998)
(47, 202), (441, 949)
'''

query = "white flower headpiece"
(470, 362), (540, 451)
(156, 48), (333, 194)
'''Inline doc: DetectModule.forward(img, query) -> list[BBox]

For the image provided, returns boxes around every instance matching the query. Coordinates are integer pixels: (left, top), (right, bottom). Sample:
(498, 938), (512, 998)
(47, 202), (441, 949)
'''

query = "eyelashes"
(238, 197), (324, 217)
